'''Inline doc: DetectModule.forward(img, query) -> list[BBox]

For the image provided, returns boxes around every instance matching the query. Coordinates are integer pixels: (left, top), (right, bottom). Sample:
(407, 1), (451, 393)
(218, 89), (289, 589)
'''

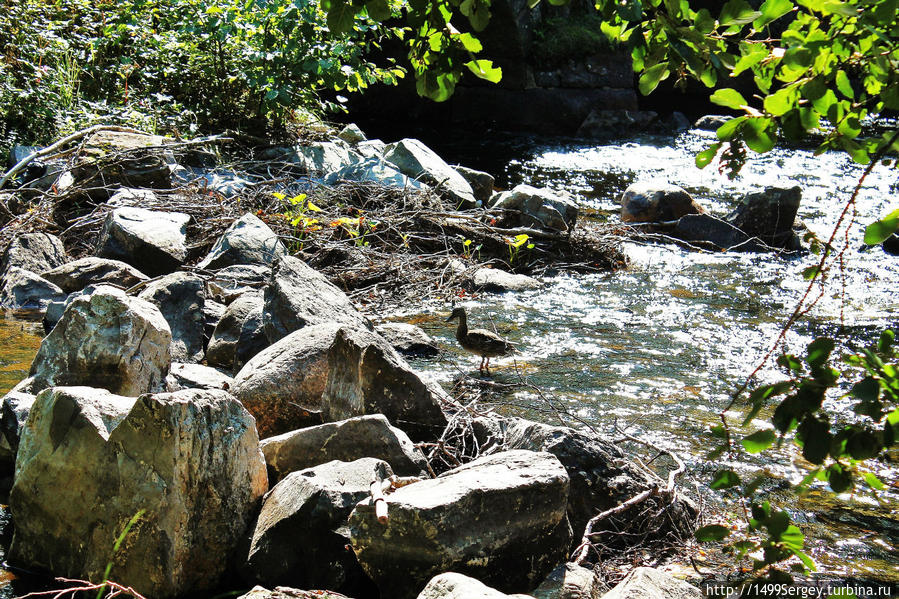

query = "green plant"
(532, 15), (621, 69)
(506, 233), (534, 265)
(461, 238), (482, 261)
(96, 509), (146, 599)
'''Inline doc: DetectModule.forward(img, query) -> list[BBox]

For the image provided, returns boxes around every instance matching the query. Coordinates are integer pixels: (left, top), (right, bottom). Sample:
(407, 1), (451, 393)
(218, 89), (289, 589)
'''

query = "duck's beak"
(445, 313), (455, 322)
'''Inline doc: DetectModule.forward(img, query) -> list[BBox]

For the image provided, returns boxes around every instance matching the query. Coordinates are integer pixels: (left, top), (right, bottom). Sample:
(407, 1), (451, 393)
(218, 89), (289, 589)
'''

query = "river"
(0, 125), (896, 587)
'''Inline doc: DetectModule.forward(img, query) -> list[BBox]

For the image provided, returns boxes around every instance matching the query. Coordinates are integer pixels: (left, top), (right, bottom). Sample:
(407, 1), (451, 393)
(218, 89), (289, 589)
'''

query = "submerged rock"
(42, 256), (148, 293)
(620, 182), (703, 224)
(138, 272), (207, 363)
(490, 184), (578, 232)
(10, 387), (267, 598)
(384, 138), (477, 208)
(417, 572), (536, 599)
(726, 186), (802, 250)
(244, 458), (389, 594)
(207, 291), (269, 372)
(673, 214), (765, 252)
(260, 414), (428, 483)
(1, 232), (66, 276)
(97, 206), (190, 276)
(349, 450), (571, 599)
(29, 287), (172, 396)
(472, 267), (541, 292)
(0, 267), (66, 311)
(232, 323), (343, 438)
(198, 213), (287, 271)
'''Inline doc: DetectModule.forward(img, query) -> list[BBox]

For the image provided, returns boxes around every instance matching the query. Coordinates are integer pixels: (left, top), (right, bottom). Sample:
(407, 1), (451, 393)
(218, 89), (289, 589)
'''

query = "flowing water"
(0, 127), (897, 587)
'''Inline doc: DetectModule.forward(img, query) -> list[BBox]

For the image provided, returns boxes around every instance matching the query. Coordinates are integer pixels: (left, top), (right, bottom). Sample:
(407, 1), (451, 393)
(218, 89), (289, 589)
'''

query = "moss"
(532, 16), (621, 69)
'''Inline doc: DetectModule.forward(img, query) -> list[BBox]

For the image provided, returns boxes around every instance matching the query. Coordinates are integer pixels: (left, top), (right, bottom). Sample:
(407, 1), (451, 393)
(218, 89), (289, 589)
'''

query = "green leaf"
(877, 329), (894, 353)
(797, 415), (830, 464)
(696, 143), (722, 168)
(835, 70), (854, 99)
(826, 463), (852, 493)
(806, 337), (835, 370)
(326, 0), (356, 34)
(864, 472), (886, 490)
(780, 524), (804, 550)
(851, 377), (880, 403)
(846, 430), (881, 460)
(710, 87), (748, 110)
(732, 48), (768, 77)
(711, 469), (742, 489)
(695, 524), (732, 542)
(764, 87), (796, 116)
(719, 0), (762, 26)
(365, 0), (391, 21)
(754, 0), (793, 29)
(716, 116), (747, 140)
(465, 59), (502, 83)
(694, 9), (716, 33)
(460, 0), (491, 31)
(638, 62), (670, 96)
(742, 428), (776, 453)
(863, 209), (899, 245)
(777, 353), (803, 373)
(456, 32), (483, 53)
(802, 265), (821, 280)
(743, 117), (776, 153)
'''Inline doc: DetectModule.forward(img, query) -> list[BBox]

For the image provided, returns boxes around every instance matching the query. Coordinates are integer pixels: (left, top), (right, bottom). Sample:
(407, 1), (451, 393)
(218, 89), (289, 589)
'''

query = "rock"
(883, 233), (899, 255)
(278, 141), (361, 175)
(232, 323), (344, 438)
(29, 286), (172, 396)
(383, 139), (477, 208)
(106, 187), (159, 207)
(619, 182), (703, 224)
(356, 139), (387, 160)
(473, 417), (696, 544)
(338, 123), (368, 144)
(210, 264), (271, 294)
(10, 387), (267, 598)
(244, 458), (390, 594)
(348, 450), (571, 599)
(673, 214), (766, 252)
(375, 322), (440, 358)
(138, 272), (207, 363)
(207, 291), (269, 373)
(42, 256), (149, 293)
(490, 184), (578, 233)
(97, 207), (190, 276)
(577, 110), (658, 138)
(203, 299), (226, 347)
(322, 326), (448, 442)
(166, 362), (234, 391)
(262, 256), (371, 344)
(726, 187), (802, 250)
(693, 115), (732, 131)
(601, 568), (701, 599)
(324, 157), (428, 192)
(198, 213), (287, 271)
(0, 389), (35, 472)
(42, 284), (110, 334)
(454, 166), (495, 205)
(1, 232), (66, 275)
(174, 166), (252, 198)
(532, 563), (605, 599)
(0, 267), (66, 310)
(418, 572), (536, 599)
(472, 268), (541, 292)
(236, 586), (354, 599)
(73, 130), (178, 189)
(260, 414), (428, 483)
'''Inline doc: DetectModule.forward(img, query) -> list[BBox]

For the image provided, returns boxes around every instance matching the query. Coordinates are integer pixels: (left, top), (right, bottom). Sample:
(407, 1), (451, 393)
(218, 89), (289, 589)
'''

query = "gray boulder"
(356, 139), (387, 160)
(619, 182), (703, 224)
(472, 268), (541, 292)
(198, 213), (287, 271)
(232, 323), (343, 438)
(490, 185), (578, 232)
(383, 139), (477, 208)
(338, 124), (368, 144)
(42, 256), (148, 293)
(244, 458), (390, 594)
(601, 568), (701, 599)
(210, 264), (271, 300)
(260, 414), (428, 483)
(138, 272), (207, 363)
(325, 157), (428, 192)
(207, 291), (269, 373)
(532, 563), (605, 599)
(29, 286), (172, 396)
(726, 186), (802, 250)
(166, 362), (234, 392)
(349, 450), (571, 599)
(277, 141), (361, 175)
(0, 267), (66, 310)
(203, 299), (226, 347)
(693, 115), (731, 131)
(418, 573), (536, 599)
(1, 232), (66, 275)
(375, 322), (440, 358)
(322, 327), (448, 442)
(97, 207), (190, 276)
(10, 387), (268, 598)
(454, 166), (495, 206)
(237, 586), (353, 599)
(0, 388), (35, 471)
(262, 256), (372, 344)
(673, 214), (766, 252)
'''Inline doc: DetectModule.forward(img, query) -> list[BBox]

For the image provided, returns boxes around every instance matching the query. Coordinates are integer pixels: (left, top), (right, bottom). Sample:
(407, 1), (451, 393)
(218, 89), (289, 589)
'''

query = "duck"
(446, 307), (515, 375)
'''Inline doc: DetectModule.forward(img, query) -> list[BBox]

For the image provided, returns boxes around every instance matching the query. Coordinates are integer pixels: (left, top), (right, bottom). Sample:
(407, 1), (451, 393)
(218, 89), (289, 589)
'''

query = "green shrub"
(532, 15), (621, 69)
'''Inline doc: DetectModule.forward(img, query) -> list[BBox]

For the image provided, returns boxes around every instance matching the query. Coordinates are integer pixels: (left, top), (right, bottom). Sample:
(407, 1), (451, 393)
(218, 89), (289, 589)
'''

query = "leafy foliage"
(532, 14), (621, 69)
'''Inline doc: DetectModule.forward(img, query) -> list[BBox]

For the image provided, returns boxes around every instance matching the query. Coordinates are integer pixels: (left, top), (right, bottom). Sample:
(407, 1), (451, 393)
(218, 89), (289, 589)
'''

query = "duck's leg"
(484, 357), (491, 375)
(478, 356), (485, 373)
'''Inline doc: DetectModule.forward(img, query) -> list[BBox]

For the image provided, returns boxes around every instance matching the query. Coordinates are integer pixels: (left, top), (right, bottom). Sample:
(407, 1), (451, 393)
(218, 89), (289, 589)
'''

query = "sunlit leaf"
(742, 428), (776, 453)
(638, 62), (670, 96)
(695, 524), (731, 542)
(710, 88), (749, 110)
(863, 209), (899, 245)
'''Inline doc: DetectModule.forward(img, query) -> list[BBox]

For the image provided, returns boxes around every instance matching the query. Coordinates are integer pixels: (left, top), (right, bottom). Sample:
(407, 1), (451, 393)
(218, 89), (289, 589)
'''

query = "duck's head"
(446, 307), (466, 323)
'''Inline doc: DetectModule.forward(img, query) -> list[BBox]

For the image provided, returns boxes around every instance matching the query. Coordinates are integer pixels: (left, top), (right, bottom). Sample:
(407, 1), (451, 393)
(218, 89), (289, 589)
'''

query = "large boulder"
(0, 388), (35, 472)
(207, 291), (269, 372)
(349, 450), (571, 599)
(375, 322), (440, 358)
(262, 256), (372, 344)
(0, 267), (66, 310)
(29, 287), (172, 396)
(601, 568), (701, 599)
(472, 267), (541, 292)
(725, 186), (802, 250)
(10, 387), (268, 598)
(97, 206), (190, 276)
(72, 129), (178, 189)
(232, 323), (343, 438)
(490, 185), (578, 233)
(532, 563), (604, 599)
(619, 182), (703, 224)
(209, 264), (270, 302)
(325, 157), (428, 192)
(474, 417), (696, 543)
(243, 458), (390, 594)
(237, 586), (353, 599)
(454, 166), (495, 206)
(322, 327), (448, 442)
(417, 572), (536, 599)
(383, 139), (477, 208)
(1, 232), (66, 275)
(198, 213), (287, 271)
(260, 414), (428, 483)
(673, 214), (766, 252)
(165, 362), (234, 392)
(277, 141), (361, 175)
(138, 272), (207, 363)
(338, 123), (367, 144)
(42, 256), (148, 293)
